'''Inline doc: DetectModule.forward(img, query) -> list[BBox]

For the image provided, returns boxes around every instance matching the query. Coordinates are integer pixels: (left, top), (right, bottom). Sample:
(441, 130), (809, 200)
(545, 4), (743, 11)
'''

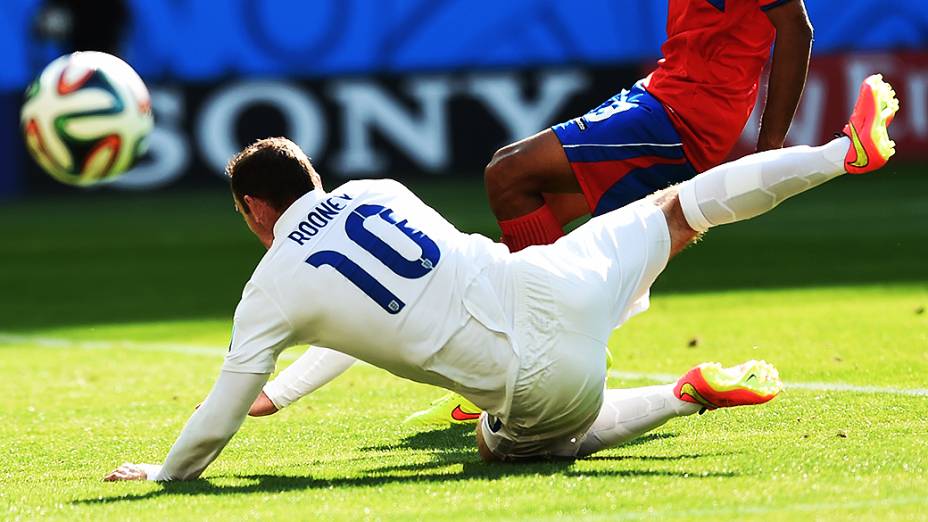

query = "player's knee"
(485, 144), (538, 201)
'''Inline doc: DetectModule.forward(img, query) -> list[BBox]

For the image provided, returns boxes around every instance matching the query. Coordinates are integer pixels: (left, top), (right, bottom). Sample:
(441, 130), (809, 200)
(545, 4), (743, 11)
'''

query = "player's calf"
(570, 361), (783, 458)
(676, 74), (899, 234)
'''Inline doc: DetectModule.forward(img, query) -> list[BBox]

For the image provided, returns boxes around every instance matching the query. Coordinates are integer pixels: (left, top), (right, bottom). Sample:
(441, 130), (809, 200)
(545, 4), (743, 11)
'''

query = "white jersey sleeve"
(263, 347), (357, 409)
(223, 281), (295, 374)
(151, 370), (267, 481)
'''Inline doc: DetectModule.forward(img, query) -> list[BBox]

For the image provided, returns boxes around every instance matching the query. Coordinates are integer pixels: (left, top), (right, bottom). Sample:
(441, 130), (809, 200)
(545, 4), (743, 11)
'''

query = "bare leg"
(647, 186), (700, 258)
(484, 129), (581, 221)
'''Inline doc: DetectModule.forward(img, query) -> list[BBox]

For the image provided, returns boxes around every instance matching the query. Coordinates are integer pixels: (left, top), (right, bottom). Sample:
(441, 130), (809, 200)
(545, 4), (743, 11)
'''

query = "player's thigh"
(534, 201), (672, 333)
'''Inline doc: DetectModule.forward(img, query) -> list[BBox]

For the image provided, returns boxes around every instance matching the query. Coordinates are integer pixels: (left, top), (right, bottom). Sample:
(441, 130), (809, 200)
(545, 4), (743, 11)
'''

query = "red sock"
(498, 204), (565, 252)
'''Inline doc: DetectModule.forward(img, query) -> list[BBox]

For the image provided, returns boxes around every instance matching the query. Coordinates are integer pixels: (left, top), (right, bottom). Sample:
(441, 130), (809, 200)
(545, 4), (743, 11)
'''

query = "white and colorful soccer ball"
(20, 52), (153, 187)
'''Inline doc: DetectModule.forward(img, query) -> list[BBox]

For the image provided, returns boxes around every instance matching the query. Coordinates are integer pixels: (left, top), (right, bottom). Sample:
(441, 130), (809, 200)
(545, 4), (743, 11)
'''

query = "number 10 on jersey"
(305, 204), (441, 314)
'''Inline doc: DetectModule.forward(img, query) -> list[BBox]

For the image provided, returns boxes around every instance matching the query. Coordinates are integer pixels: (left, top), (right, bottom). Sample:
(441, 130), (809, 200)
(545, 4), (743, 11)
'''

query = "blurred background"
(0, 0), (925, 331)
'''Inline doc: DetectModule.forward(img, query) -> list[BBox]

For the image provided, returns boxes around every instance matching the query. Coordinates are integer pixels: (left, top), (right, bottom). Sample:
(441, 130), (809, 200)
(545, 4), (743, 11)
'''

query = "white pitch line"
(610, 370), (928, 397)
(2, 333), (927, 397)
(0, 333), (303, 362)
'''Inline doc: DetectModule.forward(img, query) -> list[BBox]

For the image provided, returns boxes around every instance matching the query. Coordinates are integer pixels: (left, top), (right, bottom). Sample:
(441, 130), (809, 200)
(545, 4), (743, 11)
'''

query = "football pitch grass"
(1, 166), (926, 520)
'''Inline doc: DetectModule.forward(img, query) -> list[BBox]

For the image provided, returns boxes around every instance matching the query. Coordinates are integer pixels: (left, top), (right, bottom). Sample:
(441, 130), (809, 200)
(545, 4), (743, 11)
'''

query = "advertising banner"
(735, 52), (928, 163)
(15, 52), (928, 193)
(23, 66), (645, 191)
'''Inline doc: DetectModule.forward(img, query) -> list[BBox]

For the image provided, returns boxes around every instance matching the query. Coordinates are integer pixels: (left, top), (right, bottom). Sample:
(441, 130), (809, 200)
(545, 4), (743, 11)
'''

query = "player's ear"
(245, 195), (279, 226)
(241, 195), (256, 215)
(235, 195), (251, 215)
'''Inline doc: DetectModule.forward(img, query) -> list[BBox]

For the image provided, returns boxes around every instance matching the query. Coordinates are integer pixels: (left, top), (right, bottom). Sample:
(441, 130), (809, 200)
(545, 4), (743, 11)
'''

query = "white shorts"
(479, 201), (671, 460)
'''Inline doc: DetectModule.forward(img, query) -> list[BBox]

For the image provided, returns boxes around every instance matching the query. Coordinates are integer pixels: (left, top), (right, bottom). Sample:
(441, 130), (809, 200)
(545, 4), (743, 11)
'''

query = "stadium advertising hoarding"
(24, 66), (643, 191)
(733, 52), (928, 163)
(19, 51), (928, 193)
(5, 0), (928, 195)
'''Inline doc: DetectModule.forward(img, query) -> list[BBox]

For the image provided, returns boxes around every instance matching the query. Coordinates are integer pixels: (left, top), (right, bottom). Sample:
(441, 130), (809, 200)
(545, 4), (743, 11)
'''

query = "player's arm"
(104, 370), (268, 481)
(251, 346), (357, 416)
(103, 282), (294, 481)
(756, 0), (813, 152)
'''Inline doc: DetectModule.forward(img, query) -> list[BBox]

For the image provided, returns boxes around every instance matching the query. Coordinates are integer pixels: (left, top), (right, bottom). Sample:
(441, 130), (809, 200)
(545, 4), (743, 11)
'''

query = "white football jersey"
(224, 179), (511, 388)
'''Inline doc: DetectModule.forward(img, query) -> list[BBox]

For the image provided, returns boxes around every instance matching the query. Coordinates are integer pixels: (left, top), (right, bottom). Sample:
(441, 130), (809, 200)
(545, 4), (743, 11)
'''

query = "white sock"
(573, 384), (702, 458)
(679, 137), (849, 232)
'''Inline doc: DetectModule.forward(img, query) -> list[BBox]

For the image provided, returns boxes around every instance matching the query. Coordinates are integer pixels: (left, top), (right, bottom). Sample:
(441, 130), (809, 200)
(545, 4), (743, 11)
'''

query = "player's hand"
(103, 462), (150, 481)
(248, 391), (279, 417)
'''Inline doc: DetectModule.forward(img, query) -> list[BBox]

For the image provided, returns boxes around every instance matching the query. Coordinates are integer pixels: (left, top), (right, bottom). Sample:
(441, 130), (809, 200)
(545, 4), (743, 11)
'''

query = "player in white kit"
(105, 75), (898, 479)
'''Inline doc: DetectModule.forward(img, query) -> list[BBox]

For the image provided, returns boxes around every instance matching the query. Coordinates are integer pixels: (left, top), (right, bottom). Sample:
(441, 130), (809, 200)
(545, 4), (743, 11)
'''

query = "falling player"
(105, 73), (898, 479)
(252, 0), (817, 425)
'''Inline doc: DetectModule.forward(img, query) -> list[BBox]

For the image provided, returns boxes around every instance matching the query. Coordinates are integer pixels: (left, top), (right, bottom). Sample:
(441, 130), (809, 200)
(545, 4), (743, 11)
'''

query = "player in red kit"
(247, 0), (816, 426)
(487, 0), (814, 251)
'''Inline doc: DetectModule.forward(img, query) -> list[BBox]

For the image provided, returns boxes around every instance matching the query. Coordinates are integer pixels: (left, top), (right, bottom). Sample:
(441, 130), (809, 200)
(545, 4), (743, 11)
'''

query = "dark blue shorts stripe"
(562, 143), (685, 163)
(761, 0), (794, 11)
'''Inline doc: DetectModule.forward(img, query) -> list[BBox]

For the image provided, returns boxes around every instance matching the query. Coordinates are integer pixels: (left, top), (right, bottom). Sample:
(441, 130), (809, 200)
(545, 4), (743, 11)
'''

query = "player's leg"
(674, 75), (898, 238)
(485, 81), (698, 253)
(402, 392), (482, 426)
(484, 129), (581, 251)
(571, 360), (782, 457)
(476, 359), (783, 461)
(477, 74), (899, 461)
(563, 74), (898, 457)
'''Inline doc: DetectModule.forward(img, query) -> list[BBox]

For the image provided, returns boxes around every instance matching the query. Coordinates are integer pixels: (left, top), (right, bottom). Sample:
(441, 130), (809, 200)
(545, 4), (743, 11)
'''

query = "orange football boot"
(674, 360), (782, 410)
(843, 74), (900, 174)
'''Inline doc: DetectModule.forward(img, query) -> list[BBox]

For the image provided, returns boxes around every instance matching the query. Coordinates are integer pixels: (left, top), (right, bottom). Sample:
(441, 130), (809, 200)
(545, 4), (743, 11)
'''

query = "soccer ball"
(20, 52), (153, 187)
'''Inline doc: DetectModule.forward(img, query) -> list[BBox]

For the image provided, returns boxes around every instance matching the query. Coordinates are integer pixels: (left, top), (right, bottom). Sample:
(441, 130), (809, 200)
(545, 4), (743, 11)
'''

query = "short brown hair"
(226, 137), (322, 213)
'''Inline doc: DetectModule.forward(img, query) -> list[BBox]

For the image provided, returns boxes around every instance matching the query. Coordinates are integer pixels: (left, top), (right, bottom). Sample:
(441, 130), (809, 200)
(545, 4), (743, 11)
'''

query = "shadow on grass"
(75, 428), (736, 506)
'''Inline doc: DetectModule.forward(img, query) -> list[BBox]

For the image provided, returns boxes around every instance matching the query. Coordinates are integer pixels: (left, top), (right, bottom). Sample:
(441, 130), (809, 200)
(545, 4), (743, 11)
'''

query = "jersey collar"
(272, 189), (326, 241)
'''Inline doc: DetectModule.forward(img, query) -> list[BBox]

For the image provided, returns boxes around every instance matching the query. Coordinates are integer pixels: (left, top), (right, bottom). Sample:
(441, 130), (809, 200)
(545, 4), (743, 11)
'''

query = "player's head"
(226, 137), (323, 247)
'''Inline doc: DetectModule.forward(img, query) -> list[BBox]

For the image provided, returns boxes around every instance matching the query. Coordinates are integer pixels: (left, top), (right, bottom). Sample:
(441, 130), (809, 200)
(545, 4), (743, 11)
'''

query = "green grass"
(1, 165), (926, 520)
